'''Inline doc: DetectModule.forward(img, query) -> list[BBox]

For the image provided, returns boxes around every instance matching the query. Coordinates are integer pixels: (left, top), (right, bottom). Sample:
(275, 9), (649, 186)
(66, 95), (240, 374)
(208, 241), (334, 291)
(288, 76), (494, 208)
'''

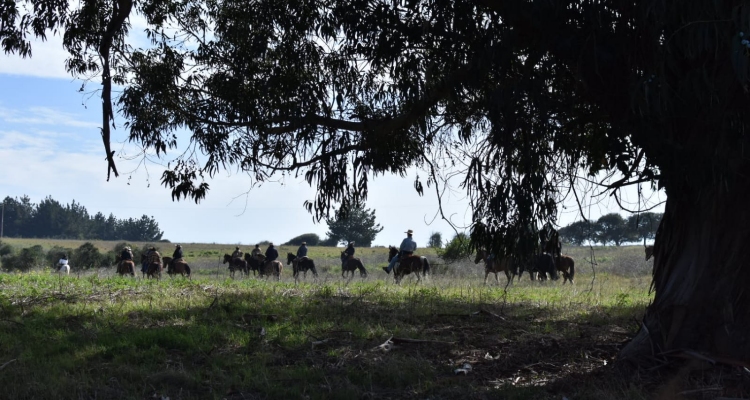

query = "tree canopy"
(1, 195), (164, 241)
(325, 205), (383, 247)
(6, 0), (750, 365)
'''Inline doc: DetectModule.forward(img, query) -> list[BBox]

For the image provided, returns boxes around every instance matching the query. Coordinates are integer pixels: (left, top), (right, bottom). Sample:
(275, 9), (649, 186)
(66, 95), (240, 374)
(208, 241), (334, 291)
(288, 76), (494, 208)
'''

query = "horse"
(114, 255), (135, 276)
(534, 253), (559, 281)
(555, 254), (575, 284)
(287, 253), (318, 280)
(223, 254), (249, 278)
(259, 258), (283, 280)
(141, 253), (163, 279)
(244, 253), (264, 276)
(57, 263), (70, 275)
(645, 245), (655, 261)
(387, 246), (429, 284)
(163, 256), (191, 278)
(473, 249), (515, 285)
(340, 251), (367, 279)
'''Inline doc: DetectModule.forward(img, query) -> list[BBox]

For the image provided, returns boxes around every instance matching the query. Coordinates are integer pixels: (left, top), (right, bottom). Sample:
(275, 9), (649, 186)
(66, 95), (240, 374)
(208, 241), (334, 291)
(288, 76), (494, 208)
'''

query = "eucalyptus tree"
(4, 0), (750, 366)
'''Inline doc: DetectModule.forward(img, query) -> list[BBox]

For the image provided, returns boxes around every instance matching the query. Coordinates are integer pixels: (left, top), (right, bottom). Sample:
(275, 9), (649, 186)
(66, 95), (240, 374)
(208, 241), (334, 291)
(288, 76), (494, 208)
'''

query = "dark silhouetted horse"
(645, 245), (655, 261)
(388, 246), (430, 284)
(535, 253), (559, 281)
(163, 256), (191, 278)
(474, 249), (516, 285)
(244, 253), (263, 276)
(340, 251), (367, 279)
(223, 254), (248, 278)
(287, 253), (318, 280)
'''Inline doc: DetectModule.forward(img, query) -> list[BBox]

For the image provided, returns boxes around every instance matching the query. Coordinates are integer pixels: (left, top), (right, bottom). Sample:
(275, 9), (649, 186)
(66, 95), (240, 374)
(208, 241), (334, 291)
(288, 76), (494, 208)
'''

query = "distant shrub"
(46, 246), (75, 267)
(438, 233), (472, 263)
(2, 245), (46, 272)
(283, 233), (321, 246)
(71, 242), (109, 269)
(0, 242), (15, 257)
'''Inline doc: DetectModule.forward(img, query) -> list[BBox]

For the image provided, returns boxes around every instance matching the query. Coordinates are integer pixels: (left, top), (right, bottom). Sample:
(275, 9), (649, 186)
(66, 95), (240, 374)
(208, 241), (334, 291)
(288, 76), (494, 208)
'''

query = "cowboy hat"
(301, 242), (307, 245)
(175, 244), (181, 247)
(235, 246), (240, 250)
(405, 229), (414, 235)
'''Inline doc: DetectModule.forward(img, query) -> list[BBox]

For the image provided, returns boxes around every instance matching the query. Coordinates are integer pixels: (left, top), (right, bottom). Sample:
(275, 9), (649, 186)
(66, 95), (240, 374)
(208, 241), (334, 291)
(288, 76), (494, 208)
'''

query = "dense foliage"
(1, 195), (164, 241)
(283, 233), (321, 246)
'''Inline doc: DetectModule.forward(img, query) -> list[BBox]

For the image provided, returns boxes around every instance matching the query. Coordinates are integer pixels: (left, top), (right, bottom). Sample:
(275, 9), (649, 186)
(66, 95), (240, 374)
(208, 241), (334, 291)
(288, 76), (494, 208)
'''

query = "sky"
(0, 33), (665, 247)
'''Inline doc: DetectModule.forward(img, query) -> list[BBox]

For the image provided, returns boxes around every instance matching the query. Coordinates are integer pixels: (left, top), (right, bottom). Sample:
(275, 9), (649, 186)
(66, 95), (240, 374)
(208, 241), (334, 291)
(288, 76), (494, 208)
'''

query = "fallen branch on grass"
(0, 359), (17, 371)
(373, 336), (455, 352)
(474, 309), (506, 321)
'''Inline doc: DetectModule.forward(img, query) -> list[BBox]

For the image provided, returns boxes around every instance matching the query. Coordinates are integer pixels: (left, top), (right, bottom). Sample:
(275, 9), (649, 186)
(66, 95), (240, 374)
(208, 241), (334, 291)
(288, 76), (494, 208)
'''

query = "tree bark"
(619, 185), (750, 367)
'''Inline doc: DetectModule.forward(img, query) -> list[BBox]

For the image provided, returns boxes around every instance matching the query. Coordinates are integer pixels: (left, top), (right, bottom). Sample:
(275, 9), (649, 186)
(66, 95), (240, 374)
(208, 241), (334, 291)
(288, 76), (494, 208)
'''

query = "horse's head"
(223, 254), (231, 263)
(645, 245), (655, 261)
(286, 252), (296, 264)
(388, 246), (398, 261)
(473, 250), (485, 264)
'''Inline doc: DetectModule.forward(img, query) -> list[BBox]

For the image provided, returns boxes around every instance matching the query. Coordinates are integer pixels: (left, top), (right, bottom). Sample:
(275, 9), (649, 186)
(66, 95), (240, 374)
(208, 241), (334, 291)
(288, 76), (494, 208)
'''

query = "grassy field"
(0, 240), (726, 399)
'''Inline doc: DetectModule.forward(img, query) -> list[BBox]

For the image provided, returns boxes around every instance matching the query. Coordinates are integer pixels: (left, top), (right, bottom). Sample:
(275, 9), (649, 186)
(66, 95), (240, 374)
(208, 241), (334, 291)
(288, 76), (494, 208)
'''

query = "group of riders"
(109, 227), (424, 277)
(117, 244), (186, 274)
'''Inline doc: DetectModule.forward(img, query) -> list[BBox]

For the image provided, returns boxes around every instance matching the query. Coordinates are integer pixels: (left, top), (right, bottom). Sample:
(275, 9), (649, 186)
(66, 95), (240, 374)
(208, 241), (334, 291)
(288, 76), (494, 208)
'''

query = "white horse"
(57, 259), (70, 275)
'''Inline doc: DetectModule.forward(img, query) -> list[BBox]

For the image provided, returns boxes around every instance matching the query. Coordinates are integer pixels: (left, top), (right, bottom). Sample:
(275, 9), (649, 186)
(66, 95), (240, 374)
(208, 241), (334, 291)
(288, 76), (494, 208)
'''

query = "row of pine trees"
(1, 195), (163, 241)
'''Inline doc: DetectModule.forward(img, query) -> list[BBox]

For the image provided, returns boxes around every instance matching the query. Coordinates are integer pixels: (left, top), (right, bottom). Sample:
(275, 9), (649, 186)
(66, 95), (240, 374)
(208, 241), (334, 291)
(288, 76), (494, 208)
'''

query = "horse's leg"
(504, 269), (511, 285)
(484, 270), (490, 285)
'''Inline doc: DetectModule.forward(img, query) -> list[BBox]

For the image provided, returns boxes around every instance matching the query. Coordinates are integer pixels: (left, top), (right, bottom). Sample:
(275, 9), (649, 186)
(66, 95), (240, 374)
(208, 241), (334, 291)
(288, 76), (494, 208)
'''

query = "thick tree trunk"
(619, 187), (750, 367)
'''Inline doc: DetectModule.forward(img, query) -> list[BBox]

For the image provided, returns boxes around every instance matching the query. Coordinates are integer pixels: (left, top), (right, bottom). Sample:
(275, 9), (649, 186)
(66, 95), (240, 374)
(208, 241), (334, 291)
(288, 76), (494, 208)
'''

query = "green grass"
(0, 267), (656, 400)
(0, 240), (670, 399)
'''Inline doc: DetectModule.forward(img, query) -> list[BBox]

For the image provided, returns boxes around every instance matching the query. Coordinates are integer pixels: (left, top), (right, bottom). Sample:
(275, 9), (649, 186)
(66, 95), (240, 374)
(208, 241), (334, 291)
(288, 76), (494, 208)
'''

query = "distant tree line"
(558, 212), (662, 246)
(1, 195), (164, 241)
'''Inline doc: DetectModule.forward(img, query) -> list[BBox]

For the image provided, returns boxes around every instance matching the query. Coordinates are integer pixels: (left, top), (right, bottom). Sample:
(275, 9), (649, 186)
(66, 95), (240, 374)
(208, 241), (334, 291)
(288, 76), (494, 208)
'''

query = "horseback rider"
(58, 253), (69, 269)
(143, 247), (161, 273)
(170, 244), (184, 271)
(119, 246), (133, 270)
(251, 244), (262, 258)
(142, 247), (153, 273)
(265, 243), (279, 267)
(384, 230), (417, 274)
(231, 246), (243, 260)
(341, 241), (355, 267)
(296, 242), (308, 260)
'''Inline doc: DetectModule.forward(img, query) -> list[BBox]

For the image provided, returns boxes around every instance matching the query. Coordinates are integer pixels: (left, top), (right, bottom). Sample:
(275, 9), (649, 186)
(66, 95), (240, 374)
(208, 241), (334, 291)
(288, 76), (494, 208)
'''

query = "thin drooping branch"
(98, 0), (132, 181)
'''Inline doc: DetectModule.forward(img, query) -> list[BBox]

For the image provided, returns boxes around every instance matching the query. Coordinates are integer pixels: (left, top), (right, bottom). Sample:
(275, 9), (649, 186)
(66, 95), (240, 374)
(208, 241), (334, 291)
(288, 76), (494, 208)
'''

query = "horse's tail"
(185, 264), (191, 277)
(357, 261), (367, 277)
(310, 260), (318, 276)
(422, 257), (430, 275)
(568, 258), (575, 282)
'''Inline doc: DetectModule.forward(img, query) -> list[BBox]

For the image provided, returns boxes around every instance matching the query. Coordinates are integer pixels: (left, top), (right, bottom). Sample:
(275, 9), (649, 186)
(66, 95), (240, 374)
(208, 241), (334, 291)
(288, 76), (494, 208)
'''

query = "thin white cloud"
(0, 106), (99, 129)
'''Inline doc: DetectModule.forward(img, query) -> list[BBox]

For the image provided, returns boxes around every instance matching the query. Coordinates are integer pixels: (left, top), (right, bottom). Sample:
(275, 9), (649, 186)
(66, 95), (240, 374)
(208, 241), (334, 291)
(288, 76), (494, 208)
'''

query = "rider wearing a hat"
(265, 243), (279, 263)
(231, 246), (244, 260)
(170, 244), (184, 272)
(384, 229), (417, 274)
(296, 242), (308, 260)
(251, 244), (262, 258)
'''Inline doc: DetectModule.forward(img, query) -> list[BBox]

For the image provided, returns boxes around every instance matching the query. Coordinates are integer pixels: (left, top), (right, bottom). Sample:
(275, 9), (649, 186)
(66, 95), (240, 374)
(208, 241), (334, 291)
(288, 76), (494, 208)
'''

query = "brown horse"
(474, 249), (514, 285)
(163, 256), (191, 278)
(259, 258), (283, 280)
(287, 253), (318, 280)
(114, 255), (135, 276)
(223, 254), (248, 278)
(555, 255), (575, 284)
(388, 246), (429, 284)
(141, 253), (163, 279)
(340, 251), (367, 279)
